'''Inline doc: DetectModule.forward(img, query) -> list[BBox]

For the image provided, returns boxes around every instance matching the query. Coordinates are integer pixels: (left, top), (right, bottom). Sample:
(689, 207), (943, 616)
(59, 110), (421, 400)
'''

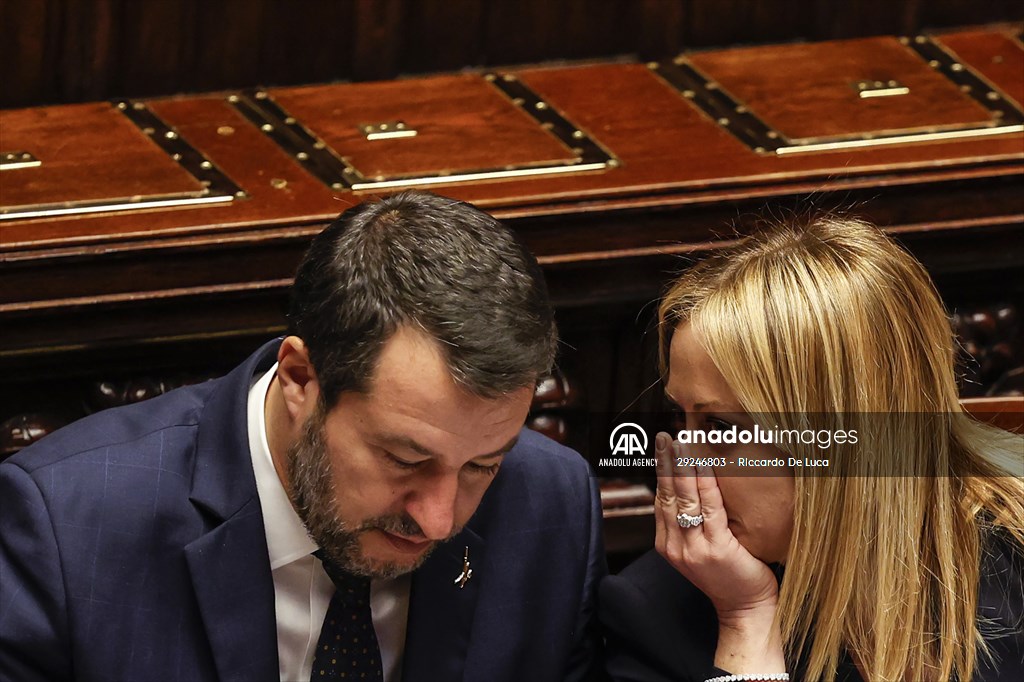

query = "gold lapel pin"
(453, 546), (473, 589)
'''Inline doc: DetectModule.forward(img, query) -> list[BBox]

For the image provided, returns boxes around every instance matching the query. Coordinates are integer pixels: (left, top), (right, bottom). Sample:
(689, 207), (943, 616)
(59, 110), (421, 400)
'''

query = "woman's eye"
(706, 418), (733, 432)
(667, 406), (686, 431)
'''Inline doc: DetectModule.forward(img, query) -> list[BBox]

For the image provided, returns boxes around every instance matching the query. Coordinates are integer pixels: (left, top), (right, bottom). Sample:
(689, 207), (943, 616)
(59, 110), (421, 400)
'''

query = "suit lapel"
(401, 528), (485, 682)
(185, 340), (282, 681)
(185, 497), (279, 682)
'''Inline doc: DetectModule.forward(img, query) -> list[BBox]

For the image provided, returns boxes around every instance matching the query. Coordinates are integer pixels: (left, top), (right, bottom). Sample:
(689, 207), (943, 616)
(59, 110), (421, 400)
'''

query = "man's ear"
(276, 336), (320, 422)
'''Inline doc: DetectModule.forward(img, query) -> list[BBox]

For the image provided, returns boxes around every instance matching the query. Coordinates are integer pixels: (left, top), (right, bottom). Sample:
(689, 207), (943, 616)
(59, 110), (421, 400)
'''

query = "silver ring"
(676, 511), (704, 528)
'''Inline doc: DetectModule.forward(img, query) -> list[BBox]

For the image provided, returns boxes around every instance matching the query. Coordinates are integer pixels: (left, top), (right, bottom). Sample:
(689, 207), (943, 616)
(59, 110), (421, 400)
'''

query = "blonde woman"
(600, 217), (1024, 681)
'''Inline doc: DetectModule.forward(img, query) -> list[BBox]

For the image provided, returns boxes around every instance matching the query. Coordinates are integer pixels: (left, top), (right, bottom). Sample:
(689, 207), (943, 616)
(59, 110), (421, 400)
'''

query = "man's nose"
(405, 472), (460, 541)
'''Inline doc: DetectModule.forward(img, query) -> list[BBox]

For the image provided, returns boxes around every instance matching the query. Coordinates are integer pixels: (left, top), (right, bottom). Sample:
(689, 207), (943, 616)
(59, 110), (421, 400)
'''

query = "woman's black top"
(600, 534), (1024, 681)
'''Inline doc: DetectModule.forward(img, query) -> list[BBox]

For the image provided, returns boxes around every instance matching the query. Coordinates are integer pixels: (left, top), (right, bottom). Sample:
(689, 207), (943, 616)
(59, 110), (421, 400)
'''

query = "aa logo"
(609, 422), (649, 456)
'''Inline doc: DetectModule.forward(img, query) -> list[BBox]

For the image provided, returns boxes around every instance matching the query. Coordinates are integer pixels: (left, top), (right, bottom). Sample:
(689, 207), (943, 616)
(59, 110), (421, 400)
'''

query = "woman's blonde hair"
(658, 215), (1024, 681)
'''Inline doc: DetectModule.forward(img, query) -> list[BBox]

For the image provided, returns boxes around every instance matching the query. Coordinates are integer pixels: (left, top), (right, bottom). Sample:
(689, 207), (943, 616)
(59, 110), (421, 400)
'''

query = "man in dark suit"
(0, 191), (606, 682)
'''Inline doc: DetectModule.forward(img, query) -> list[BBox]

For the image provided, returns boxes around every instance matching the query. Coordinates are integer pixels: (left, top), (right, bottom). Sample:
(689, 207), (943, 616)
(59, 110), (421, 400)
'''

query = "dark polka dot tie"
(311, 553), (383, 681)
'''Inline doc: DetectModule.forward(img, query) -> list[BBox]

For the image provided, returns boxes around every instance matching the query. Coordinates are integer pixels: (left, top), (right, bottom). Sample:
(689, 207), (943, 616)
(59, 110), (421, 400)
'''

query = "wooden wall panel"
(192, 0), (268, 91)
(352, 0), (403, 81)
(2, 0), (1020, 108)
(919, 0), (1020, 27)
(402, 0), (485, 72)
(56, 0), (118, 102)
(561, 0), (633, 60)
(483, 0), (565, 64)
(118, 0), (197, 98)
(635, 0), (686, 59)
(0, 0), (57, 104)
(825, 0), (919, 39)
(259, 0), (354, 85)
(684, 0), (812, 47)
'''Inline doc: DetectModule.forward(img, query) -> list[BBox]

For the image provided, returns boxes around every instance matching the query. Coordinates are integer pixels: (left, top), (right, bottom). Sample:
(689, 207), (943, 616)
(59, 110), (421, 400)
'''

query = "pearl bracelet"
(705, 674), (789, 682)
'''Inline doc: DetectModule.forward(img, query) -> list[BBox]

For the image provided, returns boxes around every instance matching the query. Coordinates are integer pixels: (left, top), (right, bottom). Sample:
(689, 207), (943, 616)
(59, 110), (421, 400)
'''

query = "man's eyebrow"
(481, 435), (519, 459)
(377, 434), (519, 460)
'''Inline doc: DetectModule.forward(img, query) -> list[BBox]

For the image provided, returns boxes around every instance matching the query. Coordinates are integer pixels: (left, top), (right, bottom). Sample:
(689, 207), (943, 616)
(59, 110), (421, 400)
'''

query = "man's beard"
(285, 403), (451, 579)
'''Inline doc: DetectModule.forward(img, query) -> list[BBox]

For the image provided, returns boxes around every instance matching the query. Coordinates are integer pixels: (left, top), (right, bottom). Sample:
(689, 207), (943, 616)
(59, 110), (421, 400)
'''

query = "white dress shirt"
(247, 365), (410, 682)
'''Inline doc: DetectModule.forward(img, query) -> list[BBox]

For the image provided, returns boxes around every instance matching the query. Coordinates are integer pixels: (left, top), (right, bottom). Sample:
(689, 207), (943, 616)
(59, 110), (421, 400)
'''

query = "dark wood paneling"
(919, 0), (1020, 28)
(192, 0), (268, 91)
(684, 0), (809, 48)
(117, 0), (197, 98)
(352, 0), (404, 81)
(635, 0), (686, 59)
(825, 0), (918, 39)
(562, 0), (632, 61)
(3, 0), (1020, 108)
(259, 0), (354, 86)
(402, 0), (484, 72)
(56, 0), (119, 102)
(483, 0), (565, 65)
(0, 0), (57, 104)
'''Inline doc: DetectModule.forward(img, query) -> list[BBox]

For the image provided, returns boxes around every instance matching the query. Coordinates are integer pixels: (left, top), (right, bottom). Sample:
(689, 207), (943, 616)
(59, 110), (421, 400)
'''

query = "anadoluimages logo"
(609, 422), (649, 456)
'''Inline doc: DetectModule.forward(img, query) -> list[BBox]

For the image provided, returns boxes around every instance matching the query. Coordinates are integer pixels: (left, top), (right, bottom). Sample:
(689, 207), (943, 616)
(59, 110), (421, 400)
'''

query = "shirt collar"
(247, 363), (319, 570)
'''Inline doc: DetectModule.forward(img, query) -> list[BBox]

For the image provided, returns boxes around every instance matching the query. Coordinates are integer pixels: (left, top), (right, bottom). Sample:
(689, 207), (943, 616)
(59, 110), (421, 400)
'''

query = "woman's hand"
(654, 432), (777, 612)
(654, 432), (786, 674)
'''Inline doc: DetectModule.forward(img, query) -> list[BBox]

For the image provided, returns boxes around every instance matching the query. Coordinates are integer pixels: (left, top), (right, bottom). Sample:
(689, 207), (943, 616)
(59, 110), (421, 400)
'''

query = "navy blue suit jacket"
(0, 341), (606, 682)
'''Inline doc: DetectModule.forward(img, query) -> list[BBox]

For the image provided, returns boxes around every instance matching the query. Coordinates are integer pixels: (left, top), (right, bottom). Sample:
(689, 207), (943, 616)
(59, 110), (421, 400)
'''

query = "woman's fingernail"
(655, 432), (670, 453)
